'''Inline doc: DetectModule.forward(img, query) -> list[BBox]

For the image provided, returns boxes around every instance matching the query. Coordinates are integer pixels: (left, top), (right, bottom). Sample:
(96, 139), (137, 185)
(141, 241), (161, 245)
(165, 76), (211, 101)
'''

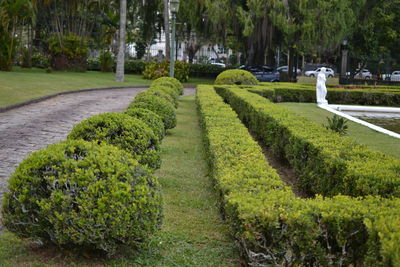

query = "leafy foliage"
(0, 0), (34, 71)
(99, 51), (114, 72)
(2, 140), (162, 255)
(188, 63), (227, 78)
(215, 69), (258, 85)
(128, 95), (177, 130)
(325, 115), (349, 135)
(216, 85), (400, 198)
(47, 33), (88, 71)
(124, 108), (165, 141)
(135, 88), (178, 108)
(67, 112), (161, 170)
(151, 77), (184, 95)
(197, 84), (400, 266)
(143, 61), (190, 82)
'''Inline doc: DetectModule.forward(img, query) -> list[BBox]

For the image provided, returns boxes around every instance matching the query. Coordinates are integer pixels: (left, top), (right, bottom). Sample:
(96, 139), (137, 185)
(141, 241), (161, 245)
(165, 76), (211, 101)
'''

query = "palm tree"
(115, 0), (126, 82)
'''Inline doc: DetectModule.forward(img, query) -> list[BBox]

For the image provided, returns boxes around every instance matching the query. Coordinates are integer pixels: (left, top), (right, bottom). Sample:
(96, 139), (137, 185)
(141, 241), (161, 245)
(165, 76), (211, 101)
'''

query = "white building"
(129, 31), (233, 63)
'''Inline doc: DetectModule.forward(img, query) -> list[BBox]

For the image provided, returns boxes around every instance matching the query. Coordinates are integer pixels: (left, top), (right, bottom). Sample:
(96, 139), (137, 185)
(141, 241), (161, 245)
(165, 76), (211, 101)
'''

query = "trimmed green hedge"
(215, 69), (258, 85)
(87, 59), (148, 74)
(215, 85), (400, 198)
(197, 85), (400, 266)
(124, 108), (165, 141)
(188, 63), (227, 78)
(136, 88), (178, 108)
(249, 83), (400, 106)
(128, 95), (177, 129)
(68, 113), (161, 169)
(2, 140), (162, 255)
(151, 77), (184, 96)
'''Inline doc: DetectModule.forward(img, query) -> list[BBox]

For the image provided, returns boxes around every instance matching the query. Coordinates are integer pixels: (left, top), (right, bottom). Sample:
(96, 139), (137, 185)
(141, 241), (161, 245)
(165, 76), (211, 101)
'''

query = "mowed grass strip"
(279, 102), (400, 158)
(0, 95), (237, 267)
(120, 95), (238, 266)
(0, 68), (214, 107)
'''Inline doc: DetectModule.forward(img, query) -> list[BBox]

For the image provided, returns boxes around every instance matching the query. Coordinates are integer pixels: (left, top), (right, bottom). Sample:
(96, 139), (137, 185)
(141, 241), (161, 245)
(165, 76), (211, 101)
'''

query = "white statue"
(316, 67), (328, 105)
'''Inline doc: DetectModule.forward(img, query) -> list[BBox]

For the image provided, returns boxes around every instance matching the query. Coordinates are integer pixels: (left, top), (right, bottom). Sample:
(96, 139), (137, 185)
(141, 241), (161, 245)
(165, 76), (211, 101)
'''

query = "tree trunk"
(245, 17), (270, 65)
(164, 0), (170, 61)
(186, 42), (201, 63)
(116, 0), (127, 82)
(288, 47), (297, 82)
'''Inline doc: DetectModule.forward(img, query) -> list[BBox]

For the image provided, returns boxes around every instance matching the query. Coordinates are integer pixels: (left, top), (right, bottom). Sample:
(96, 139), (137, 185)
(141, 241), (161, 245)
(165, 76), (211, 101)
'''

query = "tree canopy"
(0, 0), (399, 74)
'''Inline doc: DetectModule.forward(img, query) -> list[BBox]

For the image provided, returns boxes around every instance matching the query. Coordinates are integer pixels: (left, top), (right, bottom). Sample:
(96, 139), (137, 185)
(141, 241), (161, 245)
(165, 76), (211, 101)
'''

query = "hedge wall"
(197, 85), (400, 266)
(249, 83), (400, 106)
(215, 85), (400, 198)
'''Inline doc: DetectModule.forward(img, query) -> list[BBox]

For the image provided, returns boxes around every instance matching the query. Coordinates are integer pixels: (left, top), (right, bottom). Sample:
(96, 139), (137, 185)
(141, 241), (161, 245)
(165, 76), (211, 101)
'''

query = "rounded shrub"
(1, 140), (162, 254)
(151, 77), (184, 95)
(149, 85), (179, 99)
(137, 88), (178, 108)
(129, 95), (177, 129)
(124, 108), (165, 141)
(67, 113), (161, 169)
(214, 69), (258, 85)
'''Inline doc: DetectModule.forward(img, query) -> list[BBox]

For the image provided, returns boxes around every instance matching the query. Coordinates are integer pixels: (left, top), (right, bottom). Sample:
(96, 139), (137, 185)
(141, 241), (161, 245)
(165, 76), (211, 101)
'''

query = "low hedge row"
(136, 87), (178, 108)
(151, 77), (184, 96)
(188, 63), (230, 78)
(87, 59), (147, 74)
(87, 58), (235, 78)
(128, 95), (177, 129)
(124, 108), (165, 141)
(197, 85), (400, 266)
(1, 79), (185, 254)
(250, 83), (400, 106)
(67, 113), (161, 169)
(215, 85), (400, 198)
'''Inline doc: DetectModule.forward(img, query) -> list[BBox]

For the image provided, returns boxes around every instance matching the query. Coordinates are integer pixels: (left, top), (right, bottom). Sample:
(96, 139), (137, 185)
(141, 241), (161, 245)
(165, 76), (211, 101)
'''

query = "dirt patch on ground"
(250, 133), (308, 198)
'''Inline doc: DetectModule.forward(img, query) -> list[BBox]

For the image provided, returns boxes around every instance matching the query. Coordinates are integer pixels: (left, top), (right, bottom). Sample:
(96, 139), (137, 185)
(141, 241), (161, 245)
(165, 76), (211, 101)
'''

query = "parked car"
(390, 71), (400, 81)
(354, 69), (372, 79)
(238, 65), (280, 82)
(304, 67), (335, 78)
(277, 66), (302, 76)
(211, 62), (226, 68)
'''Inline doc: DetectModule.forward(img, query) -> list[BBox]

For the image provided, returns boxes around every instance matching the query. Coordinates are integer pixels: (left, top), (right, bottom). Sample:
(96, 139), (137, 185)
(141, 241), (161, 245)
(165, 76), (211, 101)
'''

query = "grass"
(279, 102), (400, 158)
(0, 95), (238, 266)
(0, 68), (214, 107)
(298, 76), (339, 85)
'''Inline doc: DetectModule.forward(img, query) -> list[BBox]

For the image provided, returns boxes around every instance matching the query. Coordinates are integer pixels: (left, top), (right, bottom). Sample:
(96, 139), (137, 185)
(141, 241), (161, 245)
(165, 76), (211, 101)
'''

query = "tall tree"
(0, 0), (34, 71)
(350, 0), (400, 71)
(176, 0), (209, 63)
(116, 0), (127, 82)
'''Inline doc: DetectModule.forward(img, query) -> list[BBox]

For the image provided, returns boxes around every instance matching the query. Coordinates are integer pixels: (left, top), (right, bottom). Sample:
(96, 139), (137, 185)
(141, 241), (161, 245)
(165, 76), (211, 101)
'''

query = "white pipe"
(318, 104), (400, 139)
(329, 105), (400, 113)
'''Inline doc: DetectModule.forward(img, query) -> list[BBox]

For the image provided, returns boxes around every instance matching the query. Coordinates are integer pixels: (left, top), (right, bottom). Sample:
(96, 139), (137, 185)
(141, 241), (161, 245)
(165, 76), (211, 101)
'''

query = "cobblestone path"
(0, 88), (146, 204)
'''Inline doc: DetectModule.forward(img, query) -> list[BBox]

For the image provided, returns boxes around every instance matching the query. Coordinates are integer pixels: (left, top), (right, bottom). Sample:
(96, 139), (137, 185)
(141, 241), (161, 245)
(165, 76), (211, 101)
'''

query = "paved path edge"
(0, 84), (198, 113)
(0, 86), (148, 113)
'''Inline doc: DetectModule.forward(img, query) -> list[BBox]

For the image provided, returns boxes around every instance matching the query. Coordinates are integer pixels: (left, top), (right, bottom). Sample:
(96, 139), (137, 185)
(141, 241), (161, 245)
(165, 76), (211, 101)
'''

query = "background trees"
(1, 0), (399, 76)
(0, 0), (35, 71)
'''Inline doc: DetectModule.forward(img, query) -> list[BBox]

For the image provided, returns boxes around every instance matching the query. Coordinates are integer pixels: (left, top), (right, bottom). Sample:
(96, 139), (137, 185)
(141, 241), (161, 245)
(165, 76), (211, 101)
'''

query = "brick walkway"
(0, 88), (147, 204)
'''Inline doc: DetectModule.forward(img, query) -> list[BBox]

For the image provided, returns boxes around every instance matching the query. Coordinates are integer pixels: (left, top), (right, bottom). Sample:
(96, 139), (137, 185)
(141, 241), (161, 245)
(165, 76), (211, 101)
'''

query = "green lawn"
(279, 102), (400, 158)
(0, 68), (214, 107)
(0, 95), (238, 266)
(298, 76), (339, 85)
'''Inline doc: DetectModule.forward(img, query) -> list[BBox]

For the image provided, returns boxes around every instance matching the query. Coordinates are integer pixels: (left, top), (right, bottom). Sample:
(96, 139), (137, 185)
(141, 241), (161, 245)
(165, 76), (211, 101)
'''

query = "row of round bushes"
(1, 77), (183, 255)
